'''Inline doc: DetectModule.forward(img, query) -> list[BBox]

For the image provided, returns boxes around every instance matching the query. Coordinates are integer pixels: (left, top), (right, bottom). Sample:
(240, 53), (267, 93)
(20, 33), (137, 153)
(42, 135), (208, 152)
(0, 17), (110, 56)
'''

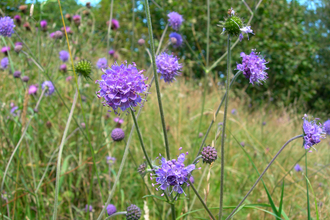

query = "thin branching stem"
(143, 0), (170, 160)
(107, 0), (114, 58)
(218, 35), (231, 220)
(225, 134), (304, 219)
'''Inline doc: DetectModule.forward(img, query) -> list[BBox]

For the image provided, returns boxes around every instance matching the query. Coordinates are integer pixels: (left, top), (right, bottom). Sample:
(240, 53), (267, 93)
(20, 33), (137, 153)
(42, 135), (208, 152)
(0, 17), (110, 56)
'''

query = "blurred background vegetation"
(2, 0), (329, 113)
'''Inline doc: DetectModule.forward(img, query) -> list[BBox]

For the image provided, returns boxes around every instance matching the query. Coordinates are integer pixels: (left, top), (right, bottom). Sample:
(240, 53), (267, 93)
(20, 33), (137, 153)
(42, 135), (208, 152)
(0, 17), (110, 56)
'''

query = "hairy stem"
(225, 134), (304, 219)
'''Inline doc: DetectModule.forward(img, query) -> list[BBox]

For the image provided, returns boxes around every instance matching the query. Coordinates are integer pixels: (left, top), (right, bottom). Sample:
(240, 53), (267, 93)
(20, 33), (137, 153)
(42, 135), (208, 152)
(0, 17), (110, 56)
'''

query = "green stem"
(131, 0), (135, 62)
(188, 179), (216, 220)
(107, 0), (114, 58)
(218, 35), (231, 220)
(143, 0), (170, 160)
(305, 150), (311, 219)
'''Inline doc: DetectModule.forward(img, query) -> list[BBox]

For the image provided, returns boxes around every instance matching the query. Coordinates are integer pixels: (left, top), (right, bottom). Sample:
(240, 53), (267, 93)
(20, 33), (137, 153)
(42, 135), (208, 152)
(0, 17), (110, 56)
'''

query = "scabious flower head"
(60, 64), (67, 72)
(219, 8), (253, 41)
(231, 108), (237, 115)
(1, 46), (10, 55)
(302, 115), (325, 150)
(96, 61), (148, 114)
(111, 128), (125, 141)
(167, 12), (184, 31)
(96, 57), (108, 69)
(106, 204), (116, 216)
(53, 30), (63, 39)
(137, 38), (145, 46)
(59, 50), (69, 62)
(324, 120), (330, 135)
(106, 156), (116, 165)
(107, 19), (119, 30)
(73, 15), (81, 25)
(108, 49), (115, 55)
(22, 76), (29, 82)
(126, 204), (141, 220)
(28, 84), (38, 95)
(0, 16), (15, 37)
(40, 20), (47, 30)
(75, 60), (92, 79)
(236, 49), (268, 85)
(151, 150), (196, 195)
(14, 15), (21, 24)
(156, 52), (182, 83)
(10, 105), (20, 117)
(42, 81), (55, 96)
(294, 164), (302, 172)
(13, 71), (21, 78)
(169, 32), (183, 48)
(1, 57), (9, 69)
(15, 45), (22, 53)
(201, 146), (218, 164)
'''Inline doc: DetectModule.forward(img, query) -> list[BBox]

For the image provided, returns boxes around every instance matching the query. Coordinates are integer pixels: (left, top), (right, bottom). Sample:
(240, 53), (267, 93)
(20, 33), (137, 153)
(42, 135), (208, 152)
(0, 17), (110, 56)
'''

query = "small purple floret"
(239, 26), (254, 41)
(156, 52), (182, 83)
(302, 115), (325, 150)
(236, 50), (268, 85)
(167, 12), (184, 31)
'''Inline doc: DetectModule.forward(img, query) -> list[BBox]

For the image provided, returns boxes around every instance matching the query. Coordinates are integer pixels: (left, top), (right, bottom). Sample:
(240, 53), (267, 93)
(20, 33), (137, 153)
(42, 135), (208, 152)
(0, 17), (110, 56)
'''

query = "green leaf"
(278, 181), (285, 217)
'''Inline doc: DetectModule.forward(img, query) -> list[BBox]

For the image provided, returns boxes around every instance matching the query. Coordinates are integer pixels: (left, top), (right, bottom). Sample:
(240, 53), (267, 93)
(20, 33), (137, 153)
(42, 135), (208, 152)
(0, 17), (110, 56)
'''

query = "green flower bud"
(75, 60), (92, 79)
(224, 16), (243, 36)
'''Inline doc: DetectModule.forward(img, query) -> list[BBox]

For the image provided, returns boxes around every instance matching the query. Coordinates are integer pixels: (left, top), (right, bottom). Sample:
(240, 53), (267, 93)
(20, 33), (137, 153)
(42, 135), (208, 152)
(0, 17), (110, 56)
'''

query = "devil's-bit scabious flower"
(106, 204), (116, 216)
(29, 84), (38, 95)
(303, 115), (325, 150)
(236, 50), (268, 85)
(111, 128), (125, 141)
(167, 12), (184, 31)
(1, 57), (8, 69)
(59, 50), (69, 62)
(219, 8), (254, 41)
(76, 60), (92, 79)
(40, 20), (47, 30)
(324, 120), (330, 135)
(53, 30), (63, 39)
(22, 76), (29, 83)
(151, 151), (195, 195)
(169, 32), (183, 48)
(108, 49), (115, 55)
(201, 146), (218, 164)
(13, 71), (21, 78)
(42, 81), (55, 96)
(126, 204), (141, 220)
(14, 15), (21, 25)
(96, 57), (108, 69)
(156, 52), (182, 83)
(96, 61), (148, 114)
(85, 205), (92, 212)
(0, 16), (15, 37)
(294, 164), (302, 172)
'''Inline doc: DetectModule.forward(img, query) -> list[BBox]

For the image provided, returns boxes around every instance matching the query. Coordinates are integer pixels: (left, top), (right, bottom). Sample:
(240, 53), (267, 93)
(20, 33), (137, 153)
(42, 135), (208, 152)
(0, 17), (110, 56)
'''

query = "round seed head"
(111, 128), (125, 141)
(126, 204), (141, 220)
(76, 60), (92, 79)
(201, 145), (218, 164)
(224, 16), (243, 36)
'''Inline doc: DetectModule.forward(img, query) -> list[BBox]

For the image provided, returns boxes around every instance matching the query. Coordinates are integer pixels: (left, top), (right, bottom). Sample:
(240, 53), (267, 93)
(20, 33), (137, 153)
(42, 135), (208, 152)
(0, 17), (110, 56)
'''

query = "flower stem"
(130, 108), (152, 169)
(196, 71), (241, 157)
(107, 0), (114, 58)
(105, 211), (127, 219)
(188, 179), (216, 220)
(218, 35), (231, 220)
(143, 0), (170, 160)
(225, 134), (304, 219)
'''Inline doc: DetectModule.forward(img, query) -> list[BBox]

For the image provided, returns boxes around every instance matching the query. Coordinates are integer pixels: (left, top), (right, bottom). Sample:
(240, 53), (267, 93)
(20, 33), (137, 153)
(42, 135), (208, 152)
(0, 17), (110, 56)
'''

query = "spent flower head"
(169, 32), (183, 48)
(96, 61), (148, 114)
(236, 49), (268, 85)
(42, 81), (55, 96)
(156, 52), (182, 83)
(0, 16), (15, 37)
(167, 12), (184, 31)
(302, 115), (325, 150)
(151, 149), (195, 195)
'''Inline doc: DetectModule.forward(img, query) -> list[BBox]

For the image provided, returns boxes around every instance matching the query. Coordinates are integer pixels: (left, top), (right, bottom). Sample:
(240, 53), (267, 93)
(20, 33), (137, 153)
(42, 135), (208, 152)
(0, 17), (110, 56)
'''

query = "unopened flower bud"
(15, 45), (22, 53)
(22, 76), (29, 83)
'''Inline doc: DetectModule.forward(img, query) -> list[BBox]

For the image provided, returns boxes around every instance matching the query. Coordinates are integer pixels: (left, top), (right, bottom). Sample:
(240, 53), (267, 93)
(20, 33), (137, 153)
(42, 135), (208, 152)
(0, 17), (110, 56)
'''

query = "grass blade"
(304, 175), (319, 220)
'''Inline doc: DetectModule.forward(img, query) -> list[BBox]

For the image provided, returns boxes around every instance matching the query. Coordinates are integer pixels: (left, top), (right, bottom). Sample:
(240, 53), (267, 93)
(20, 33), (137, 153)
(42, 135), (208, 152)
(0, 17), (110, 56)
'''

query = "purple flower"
(231, 109), (237, 115)
(60, 64), (67, 72)
(28, 84), (38, 95)
(108, 49), (115, 55)
(156, 52), (182, 83)
(236, 50), (268, 85)
(169, 32), (183, 48)
(324, 120), (330, 135)
(85, 204), (92, 212)
(66, 76), (73, 82)
(302, 115), (325, 150)
(294, 164), (302, 172)
(151, 151), (195, 195)
(14, 15), (21, 23)
(15, 42), (23, 46)
(138, 38), (145, 46)
(49, 32), (55, 38)
(1, 57), (8, 69)
(40, 20), (47, 29)
(42, 81), (55, 96)
(73, 15), (81, 25)
(111, 128), (125, 141)
(106, 156), (116, 164)
(110, 19), (119, 30)
(0, 16), (15, 37)
(1, 46), (10, 55)
(239, 26), (254, 41)
(96, 57), (108, 69)
(106, 204), (117, 216)
(59, 50), (69, 62)
(114, 117), (124, 124)
(167, 12), (184, 31)
(240, 142), (245, 147)
(10, 106), (19, 117)
(96, 61), (148, 114)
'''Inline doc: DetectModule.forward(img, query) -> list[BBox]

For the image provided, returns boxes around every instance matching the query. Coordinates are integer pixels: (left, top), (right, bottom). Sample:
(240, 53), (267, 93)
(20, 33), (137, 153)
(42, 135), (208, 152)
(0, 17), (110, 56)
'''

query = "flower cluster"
(0, 16), (15, 37)
(59, 50), (69, 62)
(151, 152), (195, 195)
(1, 57), (8, 69)
(156, 52), (182, 83)
(96, 57), (108, 69)
(169, 32), (183, 48)
(42, 81), (55, 96)
(167, 12), (184, 31)
(96, 61), (148, 114)
(236, 50), (268, 85)
(302, 115), (325, 150)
